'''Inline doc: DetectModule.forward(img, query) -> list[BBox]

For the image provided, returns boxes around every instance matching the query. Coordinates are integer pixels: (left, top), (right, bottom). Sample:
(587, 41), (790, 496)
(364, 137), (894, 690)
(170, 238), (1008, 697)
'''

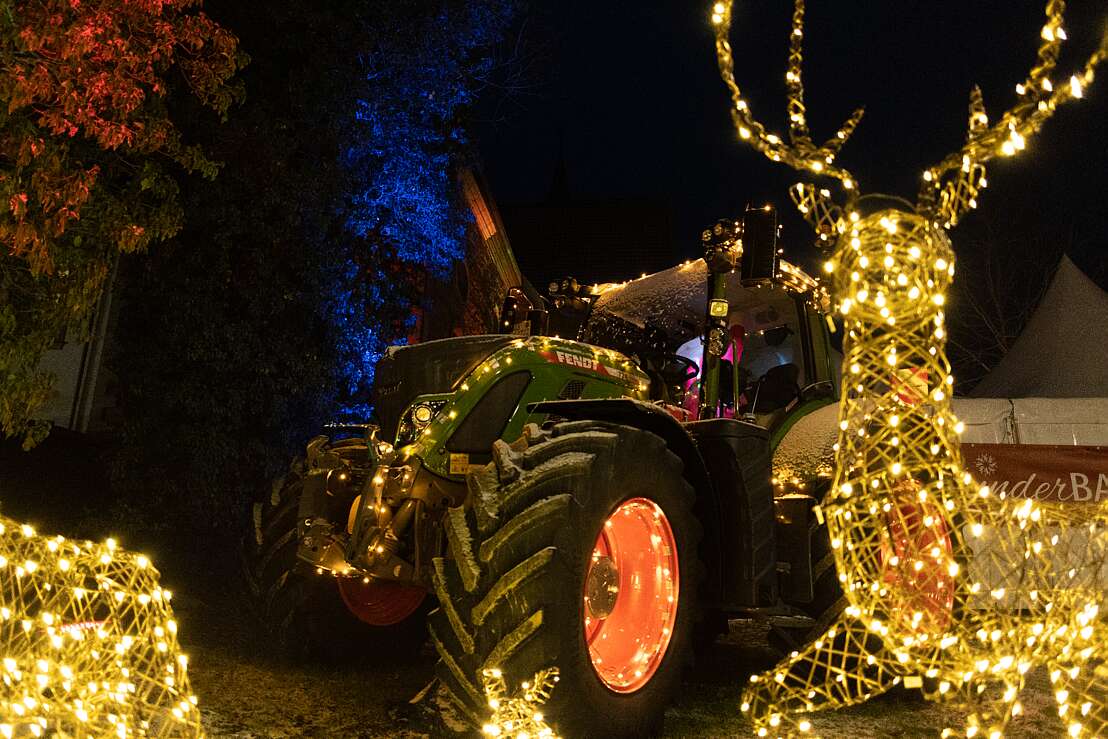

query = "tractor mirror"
(741, 205), (779, 282)
(500, 287), (539, 336)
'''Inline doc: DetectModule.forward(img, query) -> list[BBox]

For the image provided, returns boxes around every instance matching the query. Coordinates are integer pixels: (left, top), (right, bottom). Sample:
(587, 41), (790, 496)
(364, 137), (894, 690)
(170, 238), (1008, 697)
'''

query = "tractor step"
(730, 604), (817, 630)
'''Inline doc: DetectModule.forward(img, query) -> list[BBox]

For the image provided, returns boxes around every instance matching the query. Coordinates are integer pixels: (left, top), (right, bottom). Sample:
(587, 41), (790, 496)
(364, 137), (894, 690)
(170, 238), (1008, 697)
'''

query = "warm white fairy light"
(480, 667), (560, 739)
(713, 0), (1108, 737)
(0, 515), (201, 737)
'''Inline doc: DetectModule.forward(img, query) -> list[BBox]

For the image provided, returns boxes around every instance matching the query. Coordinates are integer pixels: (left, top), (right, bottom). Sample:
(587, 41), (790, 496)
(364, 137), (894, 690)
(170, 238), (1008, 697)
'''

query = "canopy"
(971, 255), (1108, 398)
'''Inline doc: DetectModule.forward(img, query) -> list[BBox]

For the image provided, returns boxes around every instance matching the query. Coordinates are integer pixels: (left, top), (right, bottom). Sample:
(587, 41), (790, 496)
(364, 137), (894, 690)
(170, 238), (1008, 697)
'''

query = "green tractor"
(242, 205), (845, 736)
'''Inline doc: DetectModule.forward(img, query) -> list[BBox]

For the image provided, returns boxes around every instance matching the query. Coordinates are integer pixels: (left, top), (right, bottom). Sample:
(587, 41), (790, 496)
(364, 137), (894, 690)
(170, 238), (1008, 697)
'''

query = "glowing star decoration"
(0, 516), (202, 737)
(713, 1), (1108, 737)
(480, 667), (560, 739)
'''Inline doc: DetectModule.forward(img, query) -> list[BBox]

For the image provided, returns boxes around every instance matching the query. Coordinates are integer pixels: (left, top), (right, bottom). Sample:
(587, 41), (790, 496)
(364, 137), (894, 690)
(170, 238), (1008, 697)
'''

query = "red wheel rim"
(881, 486), (955, 633)
(337, 577), (426, 626)
(584, 497), (680, 693)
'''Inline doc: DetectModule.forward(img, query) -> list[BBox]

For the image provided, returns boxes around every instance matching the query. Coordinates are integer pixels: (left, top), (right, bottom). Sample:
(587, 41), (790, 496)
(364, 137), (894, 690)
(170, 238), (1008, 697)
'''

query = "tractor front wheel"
(241, 443), (430, 661)
(430, 421), (701, 737)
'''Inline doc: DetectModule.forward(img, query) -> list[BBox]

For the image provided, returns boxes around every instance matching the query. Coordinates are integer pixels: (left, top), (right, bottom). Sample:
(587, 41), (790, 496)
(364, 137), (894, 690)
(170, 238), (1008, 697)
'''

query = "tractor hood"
(373, 335), (516, 442)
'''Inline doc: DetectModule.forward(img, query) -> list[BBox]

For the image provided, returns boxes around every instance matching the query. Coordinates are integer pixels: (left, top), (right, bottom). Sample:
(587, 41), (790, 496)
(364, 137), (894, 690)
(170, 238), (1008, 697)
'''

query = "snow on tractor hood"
(588, 258), (825, 346)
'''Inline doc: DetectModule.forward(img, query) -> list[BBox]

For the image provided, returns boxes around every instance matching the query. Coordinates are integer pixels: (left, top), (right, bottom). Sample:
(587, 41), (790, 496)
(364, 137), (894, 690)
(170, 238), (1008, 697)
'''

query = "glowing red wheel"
(337, 577), (426, 626)
(584, 497), (680, 693)
(881, 491), (956, 633)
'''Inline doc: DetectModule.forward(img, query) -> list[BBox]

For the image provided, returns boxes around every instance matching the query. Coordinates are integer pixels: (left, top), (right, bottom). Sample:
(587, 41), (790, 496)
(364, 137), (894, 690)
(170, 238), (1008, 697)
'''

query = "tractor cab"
(566, 207), (842, 444)
(495, 205), (841, 444)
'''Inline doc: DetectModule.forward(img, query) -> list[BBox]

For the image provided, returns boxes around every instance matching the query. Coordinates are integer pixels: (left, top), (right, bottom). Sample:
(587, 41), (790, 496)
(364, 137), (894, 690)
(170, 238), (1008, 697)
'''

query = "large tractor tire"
(429, 421), (702, 738)
(766, 489), (957, 702)
(241, 440), (430, 661)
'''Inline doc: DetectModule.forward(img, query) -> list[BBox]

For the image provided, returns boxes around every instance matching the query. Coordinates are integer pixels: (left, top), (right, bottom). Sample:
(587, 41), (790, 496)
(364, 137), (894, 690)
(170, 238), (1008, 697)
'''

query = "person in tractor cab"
(672, 316), (805, 433)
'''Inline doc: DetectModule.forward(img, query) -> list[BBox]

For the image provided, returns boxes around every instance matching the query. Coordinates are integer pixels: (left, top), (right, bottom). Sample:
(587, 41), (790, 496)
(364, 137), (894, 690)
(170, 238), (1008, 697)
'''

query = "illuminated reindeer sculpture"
(712, 1), (1108, 736)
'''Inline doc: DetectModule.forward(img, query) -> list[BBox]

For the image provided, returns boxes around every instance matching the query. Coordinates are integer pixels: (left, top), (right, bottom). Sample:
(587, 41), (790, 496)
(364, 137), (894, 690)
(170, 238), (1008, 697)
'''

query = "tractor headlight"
(396, 399), (448, 446)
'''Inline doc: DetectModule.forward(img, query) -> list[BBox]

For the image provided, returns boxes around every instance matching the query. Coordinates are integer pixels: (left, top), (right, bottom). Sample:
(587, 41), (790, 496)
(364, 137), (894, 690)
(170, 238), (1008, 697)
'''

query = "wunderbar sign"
(962, 443), (1108, 503)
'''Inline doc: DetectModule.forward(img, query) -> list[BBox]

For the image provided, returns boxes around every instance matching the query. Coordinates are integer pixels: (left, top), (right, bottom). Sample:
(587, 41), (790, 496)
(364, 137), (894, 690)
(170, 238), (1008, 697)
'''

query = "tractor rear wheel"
(429, 421), (701, 737)
(766, 512), (845, 654)
(241, 442), (430, 661)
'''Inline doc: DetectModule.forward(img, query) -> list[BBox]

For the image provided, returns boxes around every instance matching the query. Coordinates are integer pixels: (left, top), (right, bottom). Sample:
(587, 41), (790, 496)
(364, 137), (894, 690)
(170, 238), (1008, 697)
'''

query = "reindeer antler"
(711, 0), (864, 192)
(920, 0), (1108, 226)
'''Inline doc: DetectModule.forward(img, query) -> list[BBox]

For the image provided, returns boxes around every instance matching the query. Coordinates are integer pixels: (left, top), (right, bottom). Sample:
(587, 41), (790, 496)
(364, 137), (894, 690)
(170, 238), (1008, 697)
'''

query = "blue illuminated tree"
(333, 1), (516, 414)
(111, 0), (520, 525)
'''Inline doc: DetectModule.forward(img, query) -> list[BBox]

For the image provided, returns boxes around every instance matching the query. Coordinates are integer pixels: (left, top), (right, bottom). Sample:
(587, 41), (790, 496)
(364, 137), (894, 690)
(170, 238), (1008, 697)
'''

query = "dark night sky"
(475, 0), (1108, 282)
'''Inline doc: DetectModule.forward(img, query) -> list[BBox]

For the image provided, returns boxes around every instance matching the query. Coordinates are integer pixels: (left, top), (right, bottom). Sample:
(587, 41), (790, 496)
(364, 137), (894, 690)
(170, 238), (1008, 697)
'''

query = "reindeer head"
(711, 0), (1108, 444)
(711, 0), (1107, 277)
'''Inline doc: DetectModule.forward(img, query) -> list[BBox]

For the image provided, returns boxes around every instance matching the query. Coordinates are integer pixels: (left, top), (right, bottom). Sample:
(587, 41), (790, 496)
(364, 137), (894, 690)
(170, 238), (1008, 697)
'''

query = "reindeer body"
(826, 210), (959, 634)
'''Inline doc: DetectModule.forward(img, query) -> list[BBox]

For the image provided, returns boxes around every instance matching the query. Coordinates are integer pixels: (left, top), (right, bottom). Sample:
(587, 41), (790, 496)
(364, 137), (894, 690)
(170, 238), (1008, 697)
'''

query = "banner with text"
(962, 443), (1108, 503)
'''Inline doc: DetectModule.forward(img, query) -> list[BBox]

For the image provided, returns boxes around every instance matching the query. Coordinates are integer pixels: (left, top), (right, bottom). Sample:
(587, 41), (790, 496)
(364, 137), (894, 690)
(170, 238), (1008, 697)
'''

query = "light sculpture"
(480, 667), (560, 739)
(0, 516), (202, 737)
(711, 1), (1108, 737)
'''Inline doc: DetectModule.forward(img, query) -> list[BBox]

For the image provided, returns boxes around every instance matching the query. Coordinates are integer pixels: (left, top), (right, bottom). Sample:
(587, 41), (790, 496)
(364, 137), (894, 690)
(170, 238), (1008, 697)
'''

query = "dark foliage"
(337, 1), (518, 414)
(110, 1), (517, 529)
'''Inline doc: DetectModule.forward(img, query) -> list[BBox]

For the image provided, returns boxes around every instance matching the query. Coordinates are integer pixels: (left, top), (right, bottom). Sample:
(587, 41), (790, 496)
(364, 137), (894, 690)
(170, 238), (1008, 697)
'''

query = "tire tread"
(430, 422), (699, 736)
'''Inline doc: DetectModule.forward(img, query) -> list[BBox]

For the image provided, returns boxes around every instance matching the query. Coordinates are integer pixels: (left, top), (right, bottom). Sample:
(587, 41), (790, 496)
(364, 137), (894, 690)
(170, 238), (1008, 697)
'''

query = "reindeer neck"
(829, 209), (962, 492)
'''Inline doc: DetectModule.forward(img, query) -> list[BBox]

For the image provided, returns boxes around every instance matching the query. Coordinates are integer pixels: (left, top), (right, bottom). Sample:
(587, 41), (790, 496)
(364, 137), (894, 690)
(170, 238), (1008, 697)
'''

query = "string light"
(0, 516), (201, 736)
(713, 0), (1108, 737)
(480, 667), (560, 739)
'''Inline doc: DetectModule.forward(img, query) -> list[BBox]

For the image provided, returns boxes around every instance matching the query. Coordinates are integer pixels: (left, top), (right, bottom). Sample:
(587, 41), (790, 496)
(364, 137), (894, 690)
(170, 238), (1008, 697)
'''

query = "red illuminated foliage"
(1, 0), (242, 272)
(0, 0), (245, 444)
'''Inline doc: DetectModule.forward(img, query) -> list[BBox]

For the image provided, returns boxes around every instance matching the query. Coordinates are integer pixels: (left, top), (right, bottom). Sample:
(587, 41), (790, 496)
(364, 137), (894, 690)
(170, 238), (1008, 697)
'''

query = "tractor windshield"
(673, 296), (805, 419)
(673, 311), (802, 386)
(582, 256), (832, 418)
(731, 308), (802, 385)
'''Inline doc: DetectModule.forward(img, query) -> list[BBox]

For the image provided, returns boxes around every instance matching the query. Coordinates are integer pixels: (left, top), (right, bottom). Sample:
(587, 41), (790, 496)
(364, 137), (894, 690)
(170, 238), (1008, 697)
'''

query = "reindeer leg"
(946, 675), (1024, 739)
(1048, 647), (1108, 737)
(742, 615), (901, 735)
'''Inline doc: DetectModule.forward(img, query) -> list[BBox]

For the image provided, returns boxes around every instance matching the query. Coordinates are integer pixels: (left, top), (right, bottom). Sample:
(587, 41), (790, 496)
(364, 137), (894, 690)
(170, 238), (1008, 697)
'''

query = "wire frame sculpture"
(711, 0), (1108, 736)
(0, 516), (202, 738)
(480, 667), (560, 739)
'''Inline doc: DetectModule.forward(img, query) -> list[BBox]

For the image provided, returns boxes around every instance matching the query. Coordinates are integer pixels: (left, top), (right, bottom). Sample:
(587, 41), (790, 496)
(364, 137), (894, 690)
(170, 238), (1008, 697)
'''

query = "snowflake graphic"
(974, 453), (997, 477)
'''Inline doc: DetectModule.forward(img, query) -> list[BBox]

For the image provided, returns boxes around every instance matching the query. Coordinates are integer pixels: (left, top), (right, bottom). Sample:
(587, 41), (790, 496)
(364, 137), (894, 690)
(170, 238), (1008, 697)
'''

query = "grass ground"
(0, 432), (1073, 738)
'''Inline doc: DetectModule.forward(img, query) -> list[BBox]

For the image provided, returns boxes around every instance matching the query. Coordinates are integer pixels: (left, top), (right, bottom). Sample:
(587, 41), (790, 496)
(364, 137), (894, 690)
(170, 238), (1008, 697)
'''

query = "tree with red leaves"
(0, 0), (245, 445)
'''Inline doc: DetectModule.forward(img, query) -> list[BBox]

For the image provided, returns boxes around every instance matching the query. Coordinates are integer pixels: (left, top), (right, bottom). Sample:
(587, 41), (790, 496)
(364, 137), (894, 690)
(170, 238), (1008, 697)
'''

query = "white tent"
(971, 255), (1108, 398)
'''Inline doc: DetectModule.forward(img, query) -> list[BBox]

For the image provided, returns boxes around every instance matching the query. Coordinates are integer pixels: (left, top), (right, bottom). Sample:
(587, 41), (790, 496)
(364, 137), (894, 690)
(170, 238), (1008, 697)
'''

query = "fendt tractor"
(242, 206), (848, 736)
